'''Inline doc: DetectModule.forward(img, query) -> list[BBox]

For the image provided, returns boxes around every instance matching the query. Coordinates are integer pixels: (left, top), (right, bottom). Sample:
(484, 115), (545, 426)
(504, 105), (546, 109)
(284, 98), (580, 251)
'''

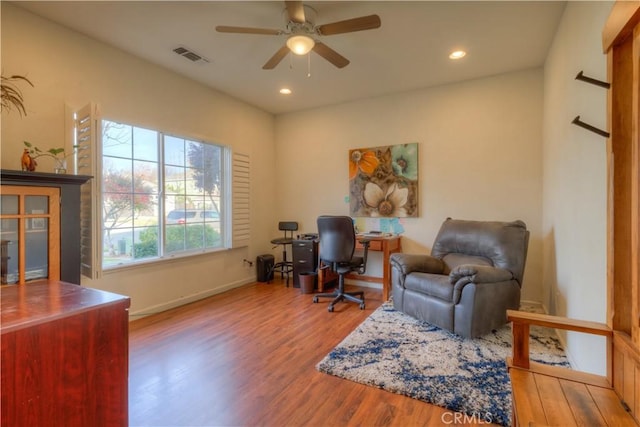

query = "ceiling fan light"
(286, 35), (315, 55)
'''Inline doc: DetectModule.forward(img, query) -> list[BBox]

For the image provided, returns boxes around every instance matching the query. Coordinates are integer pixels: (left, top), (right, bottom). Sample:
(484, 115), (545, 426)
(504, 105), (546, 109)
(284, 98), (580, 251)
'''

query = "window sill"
(102, 247), (229, 274)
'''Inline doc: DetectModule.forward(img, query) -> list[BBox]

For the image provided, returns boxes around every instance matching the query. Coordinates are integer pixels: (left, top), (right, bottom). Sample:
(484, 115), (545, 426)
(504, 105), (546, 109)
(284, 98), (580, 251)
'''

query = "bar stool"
(270, 221), (298, 286)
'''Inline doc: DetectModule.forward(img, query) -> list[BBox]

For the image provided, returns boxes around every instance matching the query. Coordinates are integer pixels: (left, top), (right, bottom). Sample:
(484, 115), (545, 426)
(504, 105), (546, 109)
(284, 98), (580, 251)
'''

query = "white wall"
(542, 1), (613, 375)
(275, 69), (544, 302)
(1, 3), (278, 317)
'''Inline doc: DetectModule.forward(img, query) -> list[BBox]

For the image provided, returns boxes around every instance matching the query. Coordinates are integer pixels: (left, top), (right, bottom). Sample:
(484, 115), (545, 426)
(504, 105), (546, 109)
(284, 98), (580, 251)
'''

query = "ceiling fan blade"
(285, 1), (305, 24)
(216, 25), (281, 36)
(317, 14), (381, 36)
(312, 42), (350, 68)
(263, 45), (290, 70)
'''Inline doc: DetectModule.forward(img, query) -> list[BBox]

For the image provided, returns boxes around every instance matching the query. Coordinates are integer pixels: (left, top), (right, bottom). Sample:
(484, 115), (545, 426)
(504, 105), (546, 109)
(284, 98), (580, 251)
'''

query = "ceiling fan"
(215, 1), (381, 70)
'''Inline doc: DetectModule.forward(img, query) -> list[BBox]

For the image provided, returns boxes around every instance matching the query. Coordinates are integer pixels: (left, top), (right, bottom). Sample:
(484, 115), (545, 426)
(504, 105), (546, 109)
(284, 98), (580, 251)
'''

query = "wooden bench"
(506, 310), (638, 426)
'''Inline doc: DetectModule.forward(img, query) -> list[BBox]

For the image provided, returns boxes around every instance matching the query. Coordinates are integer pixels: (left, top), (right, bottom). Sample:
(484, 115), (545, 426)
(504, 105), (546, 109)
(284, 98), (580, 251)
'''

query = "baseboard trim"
(128, 276), (255, 320)
(345, 278), (382, 290)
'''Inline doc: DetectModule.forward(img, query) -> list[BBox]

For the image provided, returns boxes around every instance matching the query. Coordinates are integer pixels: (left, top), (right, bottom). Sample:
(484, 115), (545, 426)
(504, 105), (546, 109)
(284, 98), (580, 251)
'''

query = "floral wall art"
(349, 143), (418, 218)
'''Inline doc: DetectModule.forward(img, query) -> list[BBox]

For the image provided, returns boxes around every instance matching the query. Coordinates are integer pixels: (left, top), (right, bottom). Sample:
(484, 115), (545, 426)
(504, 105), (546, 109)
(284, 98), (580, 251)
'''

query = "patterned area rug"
(316, 302), (569, 426)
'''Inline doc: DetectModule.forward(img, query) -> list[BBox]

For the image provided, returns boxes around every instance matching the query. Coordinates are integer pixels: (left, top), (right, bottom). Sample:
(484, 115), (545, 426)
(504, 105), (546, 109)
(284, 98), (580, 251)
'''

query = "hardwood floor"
(129, 279), (494, 426)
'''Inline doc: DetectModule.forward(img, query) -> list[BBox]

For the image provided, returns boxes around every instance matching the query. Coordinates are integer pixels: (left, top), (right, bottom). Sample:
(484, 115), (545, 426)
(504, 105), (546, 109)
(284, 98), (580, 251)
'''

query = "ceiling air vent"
(173, 46), (209, 64)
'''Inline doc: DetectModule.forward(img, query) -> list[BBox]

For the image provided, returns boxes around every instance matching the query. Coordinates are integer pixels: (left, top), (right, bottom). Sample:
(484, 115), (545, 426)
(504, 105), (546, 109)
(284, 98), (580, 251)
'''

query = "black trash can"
(256, 254), (274, 282)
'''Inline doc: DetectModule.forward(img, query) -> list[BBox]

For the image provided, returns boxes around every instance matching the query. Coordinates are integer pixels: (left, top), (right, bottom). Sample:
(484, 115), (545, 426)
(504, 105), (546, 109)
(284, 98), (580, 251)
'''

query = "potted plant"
(23, 141), (77, 174)
(1, 75), (33, 116)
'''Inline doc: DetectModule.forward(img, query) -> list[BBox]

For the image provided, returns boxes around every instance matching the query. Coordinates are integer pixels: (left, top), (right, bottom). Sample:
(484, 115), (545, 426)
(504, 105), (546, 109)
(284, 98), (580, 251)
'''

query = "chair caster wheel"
(360, 303), (365, 310)
(312, 297), (318, 303)
(328, 306), (334, 312)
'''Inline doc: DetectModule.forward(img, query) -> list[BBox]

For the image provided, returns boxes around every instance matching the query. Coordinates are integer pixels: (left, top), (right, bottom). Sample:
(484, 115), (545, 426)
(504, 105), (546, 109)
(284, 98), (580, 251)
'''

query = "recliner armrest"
(449, 264), (513, 284)
(390, 253), (445, 275)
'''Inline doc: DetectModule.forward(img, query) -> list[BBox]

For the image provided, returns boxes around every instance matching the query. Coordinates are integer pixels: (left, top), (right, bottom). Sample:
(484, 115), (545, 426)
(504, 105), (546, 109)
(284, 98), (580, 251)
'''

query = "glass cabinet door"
(0, 186), (60, 285)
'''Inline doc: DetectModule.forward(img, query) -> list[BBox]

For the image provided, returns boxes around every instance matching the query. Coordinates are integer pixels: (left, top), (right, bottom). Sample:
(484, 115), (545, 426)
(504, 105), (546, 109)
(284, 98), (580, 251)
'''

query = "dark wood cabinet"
(0, 170), (91, 285)
(1, 281), (130, 427)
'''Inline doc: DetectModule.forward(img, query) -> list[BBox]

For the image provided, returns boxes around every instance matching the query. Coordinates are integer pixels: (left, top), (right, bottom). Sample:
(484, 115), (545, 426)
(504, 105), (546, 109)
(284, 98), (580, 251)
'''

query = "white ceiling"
(13, 1), (566, 115)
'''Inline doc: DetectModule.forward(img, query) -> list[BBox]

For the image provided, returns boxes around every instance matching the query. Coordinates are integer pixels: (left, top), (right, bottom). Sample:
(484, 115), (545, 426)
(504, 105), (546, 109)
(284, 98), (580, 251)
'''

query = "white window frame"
(99, 118), (231, 271)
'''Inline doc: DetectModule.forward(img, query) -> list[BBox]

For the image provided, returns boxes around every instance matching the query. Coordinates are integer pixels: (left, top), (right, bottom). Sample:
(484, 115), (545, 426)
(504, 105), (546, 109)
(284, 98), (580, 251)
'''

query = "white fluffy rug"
(316, 302), (569, 426)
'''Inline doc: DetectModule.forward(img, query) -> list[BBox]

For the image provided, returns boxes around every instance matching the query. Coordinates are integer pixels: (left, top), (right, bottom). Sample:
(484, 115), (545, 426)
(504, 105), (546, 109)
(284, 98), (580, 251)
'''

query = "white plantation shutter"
(75, 103), (101, 279)
(232, 152), (250, 248)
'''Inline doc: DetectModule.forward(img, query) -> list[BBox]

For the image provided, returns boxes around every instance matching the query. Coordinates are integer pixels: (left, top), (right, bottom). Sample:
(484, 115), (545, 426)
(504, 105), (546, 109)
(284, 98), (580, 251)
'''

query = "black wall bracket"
(572, 71), (611, 138)
(572, 116), (610, 138)
(575, 71), (611, 89)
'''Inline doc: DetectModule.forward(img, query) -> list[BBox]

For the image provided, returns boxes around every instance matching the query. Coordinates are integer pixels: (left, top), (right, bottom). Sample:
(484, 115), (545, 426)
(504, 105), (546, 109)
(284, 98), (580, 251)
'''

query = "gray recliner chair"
(390, 218), (529, 338)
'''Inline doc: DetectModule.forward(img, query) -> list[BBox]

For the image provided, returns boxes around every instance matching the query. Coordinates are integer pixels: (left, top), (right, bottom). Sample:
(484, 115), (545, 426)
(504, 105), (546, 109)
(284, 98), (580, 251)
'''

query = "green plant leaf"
(47, 148), (65, 156)
(2, 75), (33, 117)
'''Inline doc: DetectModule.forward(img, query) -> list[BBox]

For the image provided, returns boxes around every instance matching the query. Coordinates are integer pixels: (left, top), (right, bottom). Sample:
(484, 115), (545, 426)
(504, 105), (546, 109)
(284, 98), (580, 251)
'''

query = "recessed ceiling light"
(449, 50), (466, 60)
(279, 88), (292, 95)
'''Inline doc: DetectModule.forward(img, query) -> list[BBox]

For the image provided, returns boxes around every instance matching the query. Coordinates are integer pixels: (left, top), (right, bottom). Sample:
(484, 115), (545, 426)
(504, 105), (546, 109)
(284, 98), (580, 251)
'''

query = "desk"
(317, 235), (402, 301)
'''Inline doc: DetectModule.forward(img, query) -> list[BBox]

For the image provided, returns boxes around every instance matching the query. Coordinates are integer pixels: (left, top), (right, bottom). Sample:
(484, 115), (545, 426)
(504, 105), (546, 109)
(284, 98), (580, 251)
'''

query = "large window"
(101, 119), (226, 269)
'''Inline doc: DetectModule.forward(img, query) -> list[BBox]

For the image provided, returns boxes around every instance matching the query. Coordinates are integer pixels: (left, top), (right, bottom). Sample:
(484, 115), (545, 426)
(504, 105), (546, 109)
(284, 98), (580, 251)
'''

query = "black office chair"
(270, 221), (298, 286)
(312, 215), (370, 312)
